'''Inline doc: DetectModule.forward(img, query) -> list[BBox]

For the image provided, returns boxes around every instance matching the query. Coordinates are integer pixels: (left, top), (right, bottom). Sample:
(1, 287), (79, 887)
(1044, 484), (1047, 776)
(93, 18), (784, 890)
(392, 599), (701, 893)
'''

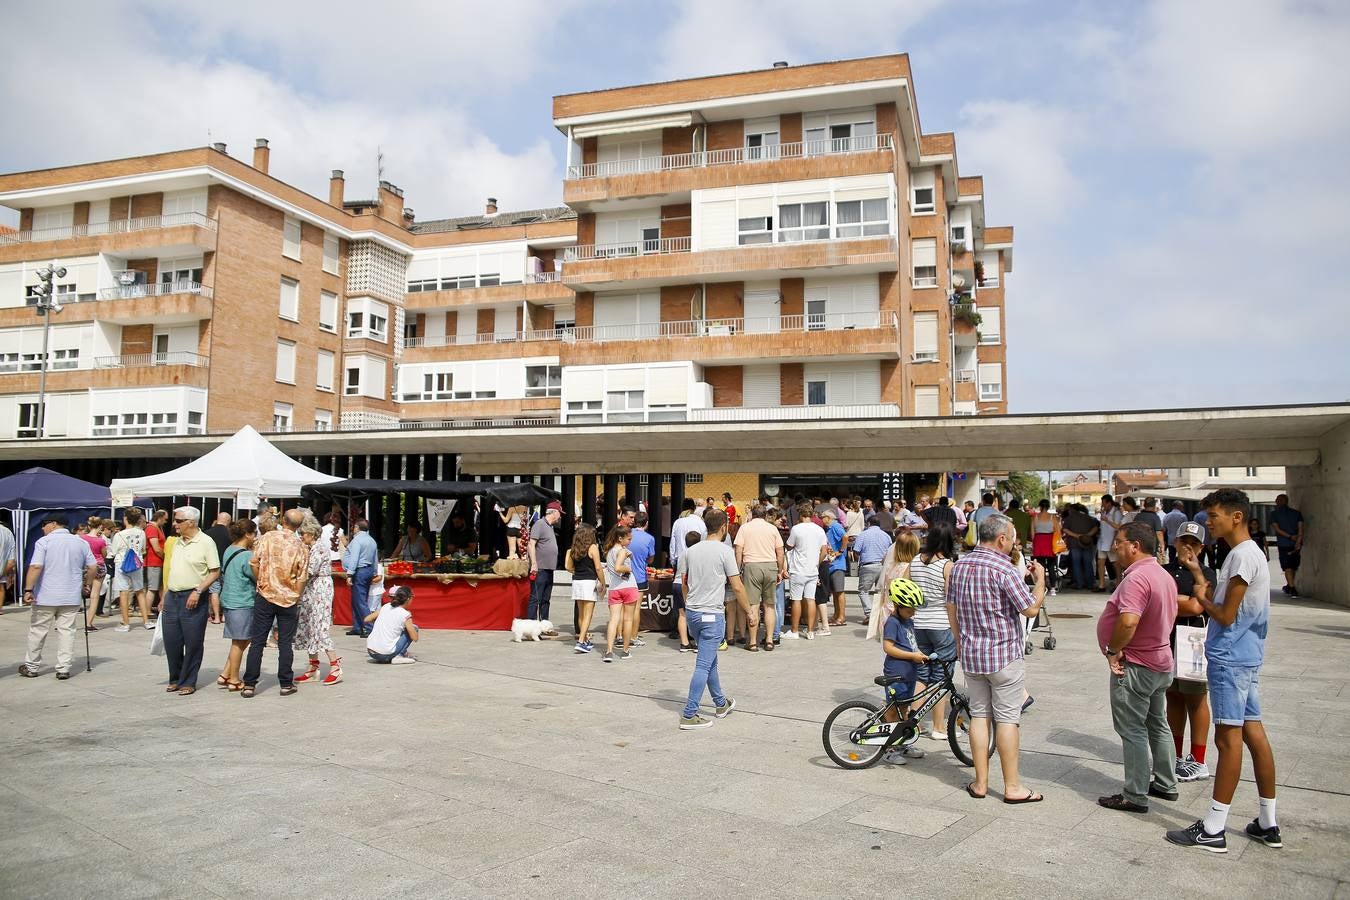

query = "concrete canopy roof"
(4, 404), (1347, 476)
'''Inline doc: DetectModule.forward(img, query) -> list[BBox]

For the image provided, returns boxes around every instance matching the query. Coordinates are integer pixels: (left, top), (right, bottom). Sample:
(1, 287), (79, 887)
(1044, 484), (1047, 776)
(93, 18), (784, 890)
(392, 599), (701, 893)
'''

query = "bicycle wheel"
(822, 700), (887, 769)
(946, 694), (995, 767)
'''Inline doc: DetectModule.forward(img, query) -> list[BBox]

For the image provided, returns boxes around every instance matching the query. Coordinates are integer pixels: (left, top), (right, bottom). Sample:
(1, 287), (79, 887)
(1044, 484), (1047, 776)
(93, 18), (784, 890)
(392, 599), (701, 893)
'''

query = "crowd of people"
(4, 481), (1298, 854)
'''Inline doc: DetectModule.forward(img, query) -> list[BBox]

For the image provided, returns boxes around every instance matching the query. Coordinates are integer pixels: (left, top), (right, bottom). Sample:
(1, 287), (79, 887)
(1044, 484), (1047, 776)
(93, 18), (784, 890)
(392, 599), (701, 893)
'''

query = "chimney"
(211, 142), (227, 154)
(252, 138), (270, 174)
(377, 180), (404, 222)
(329, 169), (345, 207)
(402, 207), (415, 225)
(485, 197), (498, 216)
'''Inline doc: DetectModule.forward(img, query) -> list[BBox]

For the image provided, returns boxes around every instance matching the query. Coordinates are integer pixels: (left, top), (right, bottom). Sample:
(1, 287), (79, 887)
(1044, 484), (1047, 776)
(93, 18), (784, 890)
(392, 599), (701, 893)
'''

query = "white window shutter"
(913, 312), (938, 357)
(911, 239), (937, 268)
(914, 386), (939, 417)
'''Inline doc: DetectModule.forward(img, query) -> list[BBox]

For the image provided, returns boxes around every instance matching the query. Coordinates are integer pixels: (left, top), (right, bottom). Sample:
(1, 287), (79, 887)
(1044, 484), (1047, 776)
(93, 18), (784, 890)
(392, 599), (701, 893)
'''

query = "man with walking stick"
(19, 515), (99, 679)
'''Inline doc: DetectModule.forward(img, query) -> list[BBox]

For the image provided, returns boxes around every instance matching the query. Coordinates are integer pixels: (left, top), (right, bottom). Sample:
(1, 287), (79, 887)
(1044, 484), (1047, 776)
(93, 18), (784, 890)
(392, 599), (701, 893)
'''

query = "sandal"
(279, 685), (297, 697)
(177, 686), (196, 696)
(765, 641), (774, 651)
(747, 643), (759, 652)
(226, 681), (245, 692)
(216, 674), (230, 688)
(240, 686), (256, 698)
(165, 684), (180, 692)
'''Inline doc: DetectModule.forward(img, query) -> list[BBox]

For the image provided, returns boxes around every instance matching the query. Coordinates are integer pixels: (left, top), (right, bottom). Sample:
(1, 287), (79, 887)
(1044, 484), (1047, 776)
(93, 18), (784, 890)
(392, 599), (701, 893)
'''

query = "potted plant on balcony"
(973, 258), (985, 284)
(952, 301), (982, 331)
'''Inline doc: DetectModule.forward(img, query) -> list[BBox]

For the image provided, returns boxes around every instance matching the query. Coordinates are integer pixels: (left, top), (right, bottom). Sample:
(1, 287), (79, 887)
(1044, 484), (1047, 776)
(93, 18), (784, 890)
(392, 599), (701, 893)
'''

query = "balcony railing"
(956, 368), (976, 383)
(566, 133), (893, 180)
(525, 270), (561, 284)
(690, 403), (901, 422)
(96, 281), (213, 301)
(0, 212), (217, 246)
(351, 415), (562, 431)
(563, 236), (691, 261)
(94, 351), (209, 368)
(977, 277), (1000, 288)
(400, 312), (894, 349)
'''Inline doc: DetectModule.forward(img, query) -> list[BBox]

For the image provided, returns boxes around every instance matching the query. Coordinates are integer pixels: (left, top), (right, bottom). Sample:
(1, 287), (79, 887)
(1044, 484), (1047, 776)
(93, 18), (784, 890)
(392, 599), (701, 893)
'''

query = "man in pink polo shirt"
(1097, 519), (1179, 813)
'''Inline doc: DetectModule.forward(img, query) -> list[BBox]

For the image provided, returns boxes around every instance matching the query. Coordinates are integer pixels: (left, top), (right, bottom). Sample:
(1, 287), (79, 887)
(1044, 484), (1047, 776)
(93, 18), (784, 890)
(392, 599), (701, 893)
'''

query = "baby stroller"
(1025, 551), (1063, 653)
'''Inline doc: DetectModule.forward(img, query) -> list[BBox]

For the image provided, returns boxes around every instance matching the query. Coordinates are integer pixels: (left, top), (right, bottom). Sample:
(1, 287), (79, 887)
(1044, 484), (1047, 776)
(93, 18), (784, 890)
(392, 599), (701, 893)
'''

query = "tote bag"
(1175, 624), (1208, 683)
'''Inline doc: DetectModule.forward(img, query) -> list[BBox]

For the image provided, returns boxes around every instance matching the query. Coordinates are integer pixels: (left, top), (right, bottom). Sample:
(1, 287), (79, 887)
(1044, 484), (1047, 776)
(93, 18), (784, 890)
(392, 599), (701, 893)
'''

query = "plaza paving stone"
(1, 569), (1347, 898)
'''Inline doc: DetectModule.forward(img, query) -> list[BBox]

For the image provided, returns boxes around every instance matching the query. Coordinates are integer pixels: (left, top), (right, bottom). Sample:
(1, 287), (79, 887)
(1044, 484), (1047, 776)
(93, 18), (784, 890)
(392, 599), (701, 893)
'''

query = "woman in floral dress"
(295, 516), (341, 686)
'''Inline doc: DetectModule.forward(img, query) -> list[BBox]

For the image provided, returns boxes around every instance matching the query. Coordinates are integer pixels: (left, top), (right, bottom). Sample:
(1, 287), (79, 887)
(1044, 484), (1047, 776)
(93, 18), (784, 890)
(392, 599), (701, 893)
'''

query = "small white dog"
(511, 618), (554, 642)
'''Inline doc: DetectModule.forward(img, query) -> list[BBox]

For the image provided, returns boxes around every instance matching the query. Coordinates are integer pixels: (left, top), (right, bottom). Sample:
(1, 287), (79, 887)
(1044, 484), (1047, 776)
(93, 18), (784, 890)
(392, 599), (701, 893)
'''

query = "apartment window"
(275, 339), (296, 384)
(316, 349), (335, 392)
(606, 390), (645, 423)
(272, 402), (293, 432)
(50, 348), (79, 370)
(345, 367), (361, 396)
(912, 311), (939, 361)
(26, 284), (76, 306)
(1207, 467), (1221, 477)
(347, 298), (388, 341)
(804, 113), (876, 154)
(17, 402), (39, 438)
(319, 291), (338, 333)
(479, 272), (501, 287)
(187, 411), (204, 434)
(525, 365), (562, 398)
(1245, 467), (1259, 477)
(279, 277), (299, 321)
(738, 216), (774, 246)
(414, 372), (453, 401)
(806, 299), (827, 332)
(314, 409), (332, 432)
(978, 363), (1002, 401)
(978, 306), (1001, 344)
(806, 380), (827, 406)
(834, 198), (889, 238)
(914, 386), (940, 417)
(323, 234), (339, 275)
(777, 202), (829, 243)
(407, 278), (439, 292)
(912, 238), (938, 287)
(951, 226), (967, 249)
(554, 315), (576, 339)
(160, 264), (203, 288)
(566, 399), (603, 424)
(440, 275), (477, 291)
(282, 216), (302, 260)
(149, 412), (179, 436)
(745, 118), (780, 160)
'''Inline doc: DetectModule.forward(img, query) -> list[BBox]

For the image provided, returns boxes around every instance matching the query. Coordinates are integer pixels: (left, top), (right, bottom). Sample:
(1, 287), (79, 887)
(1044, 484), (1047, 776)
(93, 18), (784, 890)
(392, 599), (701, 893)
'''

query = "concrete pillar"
(581, 474), (597, 527)
(602, 475), (620, 536)
(560, 476), (577, 553)
(646, 474), (664, 561)
(1286, 420), (1350, 608)
(952, 472), (980, 507)
(623, 475), (642, 513)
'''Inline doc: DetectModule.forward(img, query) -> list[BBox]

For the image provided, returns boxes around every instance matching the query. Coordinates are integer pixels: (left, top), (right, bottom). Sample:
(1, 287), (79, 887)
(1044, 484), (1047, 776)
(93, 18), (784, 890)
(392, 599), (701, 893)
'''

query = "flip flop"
(1003, 791), (1044, 804)
(177, 686), (196, 696)
(965, 782), (987, 800)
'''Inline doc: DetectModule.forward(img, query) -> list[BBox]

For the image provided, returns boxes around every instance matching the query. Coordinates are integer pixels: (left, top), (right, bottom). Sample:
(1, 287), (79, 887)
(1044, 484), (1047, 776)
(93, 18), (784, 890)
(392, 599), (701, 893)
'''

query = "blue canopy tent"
(0, 467), (115, 606)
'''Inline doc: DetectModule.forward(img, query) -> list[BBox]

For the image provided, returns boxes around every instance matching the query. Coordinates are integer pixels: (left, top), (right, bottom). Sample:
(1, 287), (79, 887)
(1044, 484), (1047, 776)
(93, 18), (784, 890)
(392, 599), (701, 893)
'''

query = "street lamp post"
(30, 263), (66, 439)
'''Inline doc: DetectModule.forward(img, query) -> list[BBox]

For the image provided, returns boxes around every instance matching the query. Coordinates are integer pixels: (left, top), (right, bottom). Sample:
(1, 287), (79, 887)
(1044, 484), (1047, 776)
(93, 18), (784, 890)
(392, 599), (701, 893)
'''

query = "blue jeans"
(773, 581), (785, 641)
(914, 627), (956, 685)
(1208, 663), (1262, 726)
(683, 610), (727, 718)
(527, 569), (554, 620)
(350, 566), (373, 633)
(1068, 546), (1094, 588)
(367, 631), (412, 663)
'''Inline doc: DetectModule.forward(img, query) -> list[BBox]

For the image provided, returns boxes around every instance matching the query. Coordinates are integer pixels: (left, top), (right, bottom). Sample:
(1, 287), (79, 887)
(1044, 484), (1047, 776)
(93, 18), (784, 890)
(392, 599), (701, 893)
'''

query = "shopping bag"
(963, 518), (978, 548)
(149, 614), (165, 656)
(1052, 524), (1067, 555)
(1175, 624), (1207, 682)
(866, 600), (887, 642)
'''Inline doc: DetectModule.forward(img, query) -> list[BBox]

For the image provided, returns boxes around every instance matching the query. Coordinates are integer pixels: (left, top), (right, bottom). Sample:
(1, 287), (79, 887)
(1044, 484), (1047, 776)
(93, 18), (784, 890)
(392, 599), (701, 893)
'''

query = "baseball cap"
(1176, 522), (1205, 543)
(546, 501), (564, 513)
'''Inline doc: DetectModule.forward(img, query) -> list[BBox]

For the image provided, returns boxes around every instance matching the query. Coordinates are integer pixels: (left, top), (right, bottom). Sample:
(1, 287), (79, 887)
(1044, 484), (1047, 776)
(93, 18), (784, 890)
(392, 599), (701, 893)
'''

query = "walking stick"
(81, 588), (92, 672)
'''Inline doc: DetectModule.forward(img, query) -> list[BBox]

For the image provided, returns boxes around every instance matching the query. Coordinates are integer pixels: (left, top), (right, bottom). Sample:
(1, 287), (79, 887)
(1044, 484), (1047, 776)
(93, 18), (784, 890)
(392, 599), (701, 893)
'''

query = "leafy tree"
(998, 471), (1048, 506)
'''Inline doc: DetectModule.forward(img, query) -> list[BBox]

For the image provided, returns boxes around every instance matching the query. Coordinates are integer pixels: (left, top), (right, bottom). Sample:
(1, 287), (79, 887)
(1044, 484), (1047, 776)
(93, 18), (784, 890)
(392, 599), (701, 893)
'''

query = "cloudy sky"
(3, 0), (1347, 413)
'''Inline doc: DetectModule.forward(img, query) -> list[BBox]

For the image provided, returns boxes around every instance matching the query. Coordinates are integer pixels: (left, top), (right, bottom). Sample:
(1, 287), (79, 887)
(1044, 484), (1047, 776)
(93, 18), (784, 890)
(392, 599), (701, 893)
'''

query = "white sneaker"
(926, 729), (946, 741)
(817, 622), (831, 636)
(144, 622), (155, 630)
(903, 745), (926, 758)
(781, 631), (800, 641)
(1049, 588), (1058, 597)
(390, 655), (417, 665)
(804, 630), (815, 641)
(1177, 753), (1209, 782)
(882, 750), (908, 765)
(114, 624), (130, 633)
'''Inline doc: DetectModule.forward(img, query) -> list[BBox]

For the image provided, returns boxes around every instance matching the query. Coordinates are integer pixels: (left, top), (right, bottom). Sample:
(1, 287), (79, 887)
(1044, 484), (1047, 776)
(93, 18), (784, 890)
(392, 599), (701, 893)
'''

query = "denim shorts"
(1208, 662), (1262, 725)
(913, 627), (956, 684)
(884, 679), (916, 704)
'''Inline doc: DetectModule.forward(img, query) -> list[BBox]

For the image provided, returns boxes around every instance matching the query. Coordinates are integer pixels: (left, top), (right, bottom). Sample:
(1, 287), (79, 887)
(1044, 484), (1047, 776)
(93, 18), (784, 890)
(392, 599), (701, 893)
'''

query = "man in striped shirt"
(947, 513), (1047, 802)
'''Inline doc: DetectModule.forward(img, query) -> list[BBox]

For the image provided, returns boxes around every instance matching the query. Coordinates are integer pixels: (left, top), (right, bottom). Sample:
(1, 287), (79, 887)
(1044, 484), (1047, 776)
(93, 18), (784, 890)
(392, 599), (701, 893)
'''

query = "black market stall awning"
(301, 479), (561, 508)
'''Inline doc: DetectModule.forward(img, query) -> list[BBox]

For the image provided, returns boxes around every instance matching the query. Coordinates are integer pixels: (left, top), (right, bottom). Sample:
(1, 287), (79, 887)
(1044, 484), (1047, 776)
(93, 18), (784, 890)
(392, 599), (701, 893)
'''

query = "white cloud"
(956, 100), (1085, 229)
(654, 0), (946, 79)
(0, 2), (563, 218)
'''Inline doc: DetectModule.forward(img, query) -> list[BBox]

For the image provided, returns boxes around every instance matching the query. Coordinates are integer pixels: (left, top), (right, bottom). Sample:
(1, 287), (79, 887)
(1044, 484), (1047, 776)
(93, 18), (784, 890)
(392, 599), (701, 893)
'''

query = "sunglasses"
(173, 518), (189, 524)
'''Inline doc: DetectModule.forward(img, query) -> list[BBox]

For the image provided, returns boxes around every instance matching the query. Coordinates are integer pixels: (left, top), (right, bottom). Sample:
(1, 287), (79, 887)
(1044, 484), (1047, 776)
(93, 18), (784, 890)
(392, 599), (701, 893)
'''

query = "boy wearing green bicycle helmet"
(882, 579), (930, 755)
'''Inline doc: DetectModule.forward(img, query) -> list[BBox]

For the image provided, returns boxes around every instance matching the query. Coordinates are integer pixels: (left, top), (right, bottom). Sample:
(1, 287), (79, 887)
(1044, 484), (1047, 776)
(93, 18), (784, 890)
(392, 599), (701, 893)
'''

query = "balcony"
(690, 403), (900, 423)
(0, 352), (208, 392)
(562, 234), (898, 291)
(404, 272), (571, 311)
(94, 351), (208, 368)
(399, 331), (563, 363)
(565, 134), (895, 208)
(0, 212), (218, 263)
(0, 281), (214, 328)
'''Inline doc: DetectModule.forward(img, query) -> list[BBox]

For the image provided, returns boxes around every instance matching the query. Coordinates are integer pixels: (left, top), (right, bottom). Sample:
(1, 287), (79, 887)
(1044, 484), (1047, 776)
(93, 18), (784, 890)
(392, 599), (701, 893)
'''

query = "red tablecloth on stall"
(333, 575), (529, 631)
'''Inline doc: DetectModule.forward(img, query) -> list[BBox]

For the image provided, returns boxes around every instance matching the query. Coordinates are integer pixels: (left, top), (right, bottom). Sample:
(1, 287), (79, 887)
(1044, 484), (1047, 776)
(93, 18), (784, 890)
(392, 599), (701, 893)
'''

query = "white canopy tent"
(110, 426), (341, 509)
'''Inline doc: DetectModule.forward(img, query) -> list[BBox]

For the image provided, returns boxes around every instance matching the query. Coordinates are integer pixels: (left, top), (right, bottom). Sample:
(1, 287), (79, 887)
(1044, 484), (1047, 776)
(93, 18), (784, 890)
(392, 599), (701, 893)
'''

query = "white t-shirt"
(786, 522), (828, 577)
(367, 604), (411, 655)
(1098, 507), (1124, 552)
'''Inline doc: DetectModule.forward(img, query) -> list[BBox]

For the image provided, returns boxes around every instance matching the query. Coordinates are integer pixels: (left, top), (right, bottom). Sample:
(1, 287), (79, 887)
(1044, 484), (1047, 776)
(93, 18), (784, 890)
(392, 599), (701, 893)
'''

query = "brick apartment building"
(0, 55), (1012, 501)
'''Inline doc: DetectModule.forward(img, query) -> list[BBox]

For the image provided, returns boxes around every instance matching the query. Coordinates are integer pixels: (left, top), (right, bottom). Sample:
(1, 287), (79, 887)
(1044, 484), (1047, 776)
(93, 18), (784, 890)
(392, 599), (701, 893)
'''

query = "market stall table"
(333, 572), (529, 631)
(640, 574), (677, 633)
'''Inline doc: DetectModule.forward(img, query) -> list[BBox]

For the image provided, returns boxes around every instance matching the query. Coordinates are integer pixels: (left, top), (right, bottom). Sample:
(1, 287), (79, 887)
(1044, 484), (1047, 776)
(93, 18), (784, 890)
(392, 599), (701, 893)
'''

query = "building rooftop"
(410, 206), (576, 235)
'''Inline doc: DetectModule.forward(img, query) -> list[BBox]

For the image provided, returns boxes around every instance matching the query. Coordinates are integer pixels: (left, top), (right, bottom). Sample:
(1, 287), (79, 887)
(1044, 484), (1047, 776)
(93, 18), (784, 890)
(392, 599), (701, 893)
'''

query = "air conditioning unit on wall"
(117, 270), (148, 286)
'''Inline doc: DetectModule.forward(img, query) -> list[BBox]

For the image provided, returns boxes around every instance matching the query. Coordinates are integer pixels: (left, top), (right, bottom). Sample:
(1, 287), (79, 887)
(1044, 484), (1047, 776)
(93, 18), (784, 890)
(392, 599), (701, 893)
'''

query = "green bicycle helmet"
(888, 578), (924, 608)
